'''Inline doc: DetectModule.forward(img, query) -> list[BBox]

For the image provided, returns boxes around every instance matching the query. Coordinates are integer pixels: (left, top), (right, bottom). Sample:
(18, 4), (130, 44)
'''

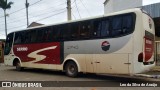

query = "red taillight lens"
(138, 52), (143, 62)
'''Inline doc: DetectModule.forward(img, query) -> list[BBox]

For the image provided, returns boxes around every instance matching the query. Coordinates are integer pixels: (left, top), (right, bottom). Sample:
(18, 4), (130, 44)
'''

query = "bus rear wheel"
(16, 61), (23, 71)
(65, 61), (78, 77)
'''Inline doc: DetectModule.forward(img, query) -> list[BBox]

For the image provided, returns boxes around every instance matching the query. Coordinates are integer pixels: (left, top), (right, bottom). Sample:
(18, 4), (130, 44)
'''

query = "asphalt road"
(0, 64), (160, 90)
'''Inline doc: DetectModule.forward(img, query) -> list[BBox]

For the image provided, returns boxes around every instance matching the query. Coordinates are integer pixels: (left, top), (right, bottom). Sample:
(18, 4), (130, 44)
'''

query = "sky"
(0, 0), (160, 39)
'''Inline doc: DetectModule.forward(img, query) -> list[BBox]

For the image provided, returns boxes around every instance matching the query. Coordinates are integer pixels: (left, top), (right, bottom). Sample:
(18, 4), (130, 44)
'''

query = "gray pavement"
(0, 63), (160, 90)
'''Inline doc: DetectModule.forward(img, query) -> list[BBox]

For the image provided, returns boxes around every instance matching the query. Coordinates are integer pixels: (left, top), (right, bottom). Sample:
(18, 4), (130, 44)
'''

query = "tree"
(0, 0), (13, 38)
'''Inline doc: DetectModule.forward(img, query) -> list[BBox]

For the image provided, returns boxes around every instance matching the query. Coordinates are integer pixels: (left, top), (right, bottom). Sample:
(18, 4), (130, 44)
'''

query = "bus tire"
(15, 61), (24, 71)
(65, 61), (78, 77)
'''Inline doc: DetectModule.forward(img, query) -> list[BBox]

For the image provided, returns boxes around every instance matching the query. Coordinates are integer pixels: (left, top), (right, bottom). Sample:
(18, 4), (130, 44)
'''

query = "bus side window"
(36, 29), (44, 42)
(62, 24), (70, 40)
(46, 28), (54, 42)
(122, 15), (133, 34)
(70, 23), (79, 39)
(53, 25), (61, 41)
(80, 21), (90, 38)
(101, 20), (110, 37)
(30, 30), (37, 43)
(43, 29), (49, 42)
(14, 33), (21, 44)
(24, 31), (30, 43)
(93, 20), (101, 37)
(112, 16), (122, 36)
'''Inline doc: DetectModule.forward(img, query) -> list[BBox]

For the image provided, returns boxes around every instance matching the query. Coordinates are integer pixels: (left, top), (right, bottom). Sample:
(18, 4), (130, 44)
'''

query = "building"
(27, 22), (44, 28)
(104, 0), (142, 14)
(104, 0), (160, 65)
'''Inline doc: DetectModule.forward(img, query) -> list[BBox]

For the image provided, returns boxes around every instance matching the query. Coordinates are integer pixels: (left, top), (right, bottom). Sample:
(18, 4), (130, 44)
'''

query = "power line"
(74, 0), (81, 19)
(8, 24), (26, 30)
(0, 8), (66, 25)
(0, 33), (6, 36)
(36, 10), (66, 22)
(0, 0), (43, 18)
(0, 2), (66, 23)
(4, 10), (67, 31)
(79, 0), (91, 16)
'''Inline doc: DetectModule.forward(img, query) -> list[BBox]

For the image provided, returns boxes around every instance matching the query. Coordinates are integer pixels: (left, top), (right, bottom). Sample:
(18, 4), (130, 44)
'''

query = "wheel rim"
(16, 62), (21, 70)
(68, 65), (75, 74)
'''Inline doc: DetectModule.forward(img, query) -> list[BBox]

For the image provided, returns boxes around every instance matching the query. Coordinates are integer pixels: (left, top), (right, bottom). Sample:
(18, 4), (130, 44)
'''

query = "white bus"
(4, 8), (155, 77)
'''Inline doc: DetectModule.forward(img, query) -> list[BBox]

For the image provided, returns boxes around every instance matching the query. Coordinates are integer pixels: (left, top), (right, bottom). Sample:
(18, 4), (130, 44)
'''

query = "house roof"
(27, 22), (44, 28)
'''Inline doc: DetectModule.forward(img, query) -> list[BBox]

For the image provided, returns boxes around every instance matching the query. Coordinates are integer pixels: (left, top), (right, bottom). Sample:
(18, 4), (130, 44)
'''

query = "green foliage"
(0, 0), (13, 10)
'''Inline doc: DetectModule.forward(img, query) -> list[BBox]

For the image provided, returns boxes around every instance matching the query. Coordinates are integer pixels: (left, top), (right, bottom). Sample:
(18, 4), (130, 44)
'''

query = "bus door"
(85, 55), (97, 73)
(94, 54), (130, 74)
(4, 33), (14, 65)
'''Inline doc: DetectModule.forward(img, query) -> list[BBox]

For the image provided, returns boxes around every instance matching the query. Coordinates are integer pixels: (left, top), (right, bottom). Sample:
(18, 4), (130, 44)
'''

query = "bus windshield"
(4, 33), (14, 55)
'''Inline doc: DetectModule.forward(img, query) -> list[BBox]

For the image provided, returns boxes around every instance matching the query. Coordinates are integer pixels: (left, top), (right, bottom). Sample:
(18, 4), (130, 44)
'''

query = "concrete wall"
(104, 0), (143, 14)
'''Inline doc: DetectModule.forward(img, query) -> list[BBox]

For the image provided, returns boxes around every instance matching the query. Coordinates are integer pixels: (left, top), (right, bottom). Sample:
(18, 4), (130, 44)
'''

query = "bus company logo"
(17, 47), (28, 51)
(101, 41), (110, 51)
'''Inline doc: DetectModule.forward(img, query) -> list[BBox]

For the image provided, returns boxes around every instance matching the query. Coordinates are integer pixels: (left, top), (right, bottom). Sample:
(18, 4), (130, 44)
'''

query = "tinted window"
(30, 30), (37, 43)
(23, 31), (30, 43)
(93, 20), (101, 37)
(93, 18), (110, 38)
(122, 15), (133, 33)
(46, 29), (54, 41)
(36, 29), (44, 42)
(70, 23), (79, 39)
(62, 24), (70, 40)
(112, 16), (122, 36)
(52, 26), (61, 41)
(14, 32), (22, 44)
(80, 21), (90, 38)
(101, 20), (110, 37)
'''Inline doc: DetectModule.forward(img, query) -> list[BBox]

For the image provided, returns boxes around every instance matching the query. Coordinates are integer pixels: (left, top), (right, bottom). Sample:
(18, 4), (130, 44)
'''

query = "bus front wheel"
(65, 61), (78, 77)
(16, 61), (23, 71)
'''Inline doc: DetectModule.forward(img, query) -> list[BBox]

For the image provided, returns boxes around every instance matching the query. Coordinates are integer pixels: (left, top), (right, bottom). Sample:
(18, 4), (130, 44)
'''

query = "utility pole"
(67, 0), (72, 21)
(25, 0), (29, 27)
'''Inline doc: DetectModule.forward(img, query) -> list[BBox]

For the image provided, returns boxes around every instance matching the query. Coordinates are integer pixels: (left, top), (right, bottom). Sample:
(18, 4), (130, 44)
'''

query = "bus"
(4, 8), (155, 77)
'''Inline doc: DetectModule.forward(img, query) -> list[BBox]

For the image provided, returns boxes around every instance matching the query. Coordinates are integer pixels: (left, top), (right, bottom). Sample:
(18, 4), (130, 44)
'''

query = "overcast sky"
(0, 0), (160, 39)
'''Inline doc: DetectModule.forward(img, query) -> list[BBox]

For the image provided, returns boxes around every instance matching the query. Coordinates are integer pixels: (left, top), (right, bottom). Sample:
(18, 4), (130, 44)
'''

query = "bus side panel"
(13, 42), (61, 66)
(94, 54), (129, 74)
